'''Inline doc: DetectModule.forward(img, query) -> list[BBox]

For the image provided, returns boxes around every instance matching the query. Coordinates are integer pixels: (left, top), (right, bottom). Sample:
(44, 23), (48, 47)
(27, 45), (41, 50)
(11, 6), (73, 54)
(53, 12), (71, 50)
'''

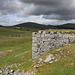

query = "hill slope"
(13, 22), (57, 29)
(0, 29), (75, 75)
(1, 22), (75, 29)
(0, 25), (3, 27)
(13, 22), (75, 29)
(57, 23), (75, 29)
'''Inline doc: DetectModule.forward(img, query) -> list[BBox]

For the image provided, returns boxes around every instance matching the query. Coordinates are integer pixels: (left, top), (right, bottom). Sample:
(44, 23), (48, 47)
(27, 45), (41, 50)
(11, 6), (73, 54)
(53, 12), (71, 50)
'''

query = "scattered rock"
(0, 70), (2, 74)
(55, 54), (59, 56)
(7, 50), (13, 52)
(38, 58), (43, 64)
(10, 69), (14, 73)
(15, 64), (18, 68)
(33, 60), (36, 63)
(0, 51), (5, 55)
(55, 49), (61, 52)
(29, 59), (32, 62)
(34, 64), (39, 69)
(55, 59), (58, 62)
(4, 71), (9, 75)
(71, 63), (73, 65)
(68, 51), (70, 53)
(49, 61), (54, 64)
(44, 54), (54, 62)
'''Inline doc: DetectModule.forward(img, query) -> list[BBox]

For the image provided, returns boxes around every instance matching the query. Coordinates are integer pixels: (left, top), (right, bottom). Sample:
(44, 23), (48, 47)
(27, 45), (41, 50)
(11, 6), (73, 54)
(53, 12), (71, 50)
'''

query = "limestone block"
(37, 37), (41, 42)
(32, 37), (37, 43)
(32, 46), (38, 52)
(50, 35), (54, 39)
(63, 35), (69, 39)
(36, 33), (41, 37)
(50, 31), (54, 34)
(32, 31), (75, 59)
(32, 43), (37, 47)
(38, 30), (42, 34)
(54, 44), (60, 48)
(69, 36), (75, 43)
(63, 39), (69, 43)
(42, 31), (46, 34)
(47, 38), (51, 41)
(58, 34), (63, 38)
(41, 34), (45, 37)
(32, 32), (37, 37)
(45, 34), (50, 37)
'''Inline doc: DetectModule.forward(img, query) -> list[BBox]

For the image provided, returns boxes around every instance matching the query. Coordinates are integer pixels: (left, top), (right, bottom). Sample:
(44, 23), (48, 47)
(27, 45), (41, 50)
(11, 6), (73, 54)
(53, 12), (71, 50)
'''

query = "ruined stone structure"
(32, 31), (75, 59)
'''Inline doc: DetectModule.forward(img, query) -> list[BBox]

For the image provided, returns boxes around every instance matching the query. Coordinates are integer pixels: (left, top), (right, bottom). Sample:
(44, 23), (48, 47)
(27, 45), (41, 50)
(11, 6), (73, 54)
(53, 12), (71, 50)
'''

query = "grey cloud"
(0, 0), (25, 15)
(0, 0), (75, 20)
(19, 0), (75, 20)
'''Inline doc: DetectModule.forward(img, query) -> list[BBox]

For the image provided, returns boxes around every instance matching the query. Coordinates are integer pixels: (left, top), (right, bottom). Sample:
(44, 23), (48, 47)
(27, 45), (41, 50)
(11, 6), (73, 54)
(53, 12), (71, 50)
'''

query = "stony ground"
(0, 29), (75, 75)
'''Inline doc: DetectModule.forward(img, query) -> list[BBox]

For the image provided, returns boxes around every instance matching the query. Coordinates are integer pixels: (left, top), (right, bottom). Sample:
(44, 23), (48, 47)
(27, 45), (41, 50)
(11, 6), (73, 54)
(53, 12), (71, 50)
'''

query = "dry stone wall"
(32, 31), (75, 59)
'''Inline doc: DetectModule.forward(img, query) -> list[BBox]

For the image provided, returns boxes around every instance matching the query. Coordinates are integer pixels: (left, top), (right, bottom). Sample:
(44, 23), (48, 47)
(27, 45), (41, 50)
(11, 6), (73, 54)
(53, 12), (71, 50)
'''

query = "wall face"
(32, 31), (75, 59)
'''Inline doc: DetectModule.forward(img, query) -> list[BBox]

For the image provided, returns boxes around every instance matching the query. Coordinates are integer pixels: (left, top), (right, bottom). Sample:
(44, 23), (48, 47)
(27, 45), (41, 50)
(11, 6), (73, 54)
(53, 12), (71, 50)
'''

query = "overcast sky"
(0, 0), (75, 26)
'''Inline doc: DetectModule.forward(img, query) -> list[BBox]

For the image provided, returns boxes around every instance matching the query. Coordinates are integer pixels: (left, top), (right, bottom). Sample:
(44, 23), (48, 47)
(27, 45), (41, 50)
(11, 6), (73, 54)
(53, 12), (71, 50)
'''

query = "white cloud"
(0, 14), (75, 26)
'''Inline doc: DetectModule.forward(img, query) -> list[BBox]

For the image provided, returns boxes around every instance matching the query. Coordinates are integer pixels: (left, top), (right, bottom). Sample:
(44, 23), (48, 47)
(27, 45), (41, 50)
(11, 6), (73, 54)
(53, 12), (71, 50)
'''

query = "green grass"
(0, 36), (32, 69)
(0, 28), (75, 75)
(46, 29), (75, 32)
(34, 43), (75, 75)
(0, 26), (38, 71)
(1, 36), (75, 74)
(0, 27), (39, 37)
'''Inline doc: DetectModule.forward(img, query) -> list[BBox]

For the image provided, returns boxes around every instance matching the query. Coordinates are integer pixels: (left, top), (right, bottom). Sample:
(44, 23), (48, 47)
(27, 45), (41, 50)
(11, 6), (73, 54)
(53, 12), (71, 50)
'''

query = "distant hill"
(57, 23), (75, 29)
(13, 22), (57, 30)
(1, 22), (75, 29)
(0, 25), (3, 27)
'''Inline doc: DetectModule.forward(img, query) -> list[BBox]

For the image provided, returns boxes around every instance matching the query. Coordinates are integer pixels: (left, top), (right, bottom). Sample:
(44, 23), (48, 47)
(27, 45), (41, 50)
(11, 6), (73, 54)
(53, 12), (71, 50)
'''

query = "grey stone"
(32, 31), (75, 59)
(49, 61), (54, 63)
(10, 69), (14, 73)
(44, 54), (54, 62)
(0, 51), (5, 55)
(34, 64), (39, 69)
(0, 70), (2, 74)
(55, 59), (58, 62)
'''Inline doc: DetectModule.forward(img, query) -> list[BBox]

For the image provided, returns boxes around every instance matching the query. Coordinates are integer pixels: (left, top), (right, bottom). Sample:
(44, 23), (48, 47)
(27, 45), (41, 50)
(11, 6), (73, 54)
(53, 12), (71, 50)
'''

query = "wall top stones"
(32, 30), (75, 35)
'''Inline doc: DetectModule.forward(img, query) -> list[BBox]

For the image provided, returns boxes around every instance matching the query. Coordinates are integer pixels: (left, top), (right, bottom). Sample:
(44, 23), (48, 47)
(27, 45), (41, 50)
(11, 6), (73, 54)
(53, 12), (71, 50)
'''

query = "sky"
(0, 0), (75, 26)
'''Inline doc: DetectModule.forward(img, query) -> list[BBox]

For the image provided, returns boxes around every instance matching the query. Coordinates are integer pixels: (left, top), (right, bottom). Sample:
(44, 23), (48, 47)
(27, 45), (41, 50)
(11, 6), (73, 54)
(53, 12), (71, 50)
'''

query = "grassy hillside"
(0, 28), (75, 75)
(0, 35), (75, 75)
(35, 43), (75, 75)
(13, 22), (75, 29)
(0, 27), (39, 37)
(0, 36), (32, 69)
(13, 22), (57, 29)
(58, 23), (75, 29)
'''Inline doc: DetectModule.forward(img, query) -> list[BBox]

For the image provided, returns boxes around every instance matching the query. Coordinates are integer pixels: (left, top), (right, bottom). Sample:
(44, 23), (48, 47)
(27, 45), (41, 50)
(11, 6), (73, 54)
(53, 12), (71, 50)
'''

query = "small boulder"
(10, 69), (14, 73)
(55, 59), (58, 62)
(49, 61), (54, 64)
(34, 64), (39, 69)
(38, 58), (43, 64)
(0, 70), (2, 74)
(44, 54), (54, 62)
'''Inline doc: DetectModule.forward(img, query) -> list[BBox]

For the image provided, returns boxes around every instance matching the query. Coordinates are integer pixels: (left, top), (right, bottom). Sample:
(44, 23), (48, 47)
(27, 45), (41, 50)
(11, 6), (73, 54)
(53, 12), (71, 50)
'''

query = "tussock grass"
(0, 28), (75, 75)
(0, 27), (32, 37)
(0, 36), (32, 69)
(35, 43), (75, 75)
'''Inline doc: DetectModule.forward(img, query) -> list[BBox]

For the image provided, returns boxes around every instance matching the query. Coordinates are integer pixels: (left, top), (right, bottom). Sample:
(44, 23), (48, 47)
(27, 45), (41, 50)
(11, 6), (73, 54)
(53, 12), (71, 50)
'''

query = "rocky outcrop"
(32, 31), (75, 59)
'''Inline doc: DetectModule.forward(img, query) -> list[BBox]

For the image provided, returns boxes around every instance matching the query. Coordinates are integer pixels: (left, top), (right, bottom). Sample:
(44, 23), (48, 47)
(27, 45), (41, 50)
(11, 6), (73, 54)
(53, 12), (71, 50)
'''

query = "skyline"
(0, 0), (75, 26)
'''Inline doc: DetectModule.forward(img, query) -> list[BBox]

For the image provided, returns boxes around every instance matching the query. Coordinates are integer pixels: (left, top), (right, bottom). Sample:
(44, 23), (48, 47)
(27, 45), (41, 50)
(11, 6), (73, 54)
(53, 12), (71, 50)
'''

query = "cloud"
(0, 14), (74, 26)
(0, 0), (75, 20)
(19, 0), (75, 20)
(0, 0), (75, 26)
(0, 0), (25, 16)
